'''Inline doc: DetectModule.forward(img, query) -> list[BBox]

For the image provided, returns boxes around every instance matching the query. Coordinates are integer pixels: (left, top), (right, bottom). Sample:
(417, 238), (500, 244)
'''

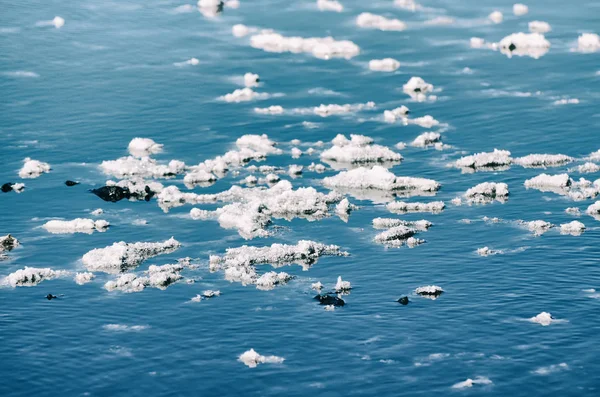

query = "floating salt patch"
(294, 102), (375, 117)
(574, 162), (599, 173)
(19, 158), (50, 178)
(249, 31), (360, 60)
(307, 162), (326, 172)
(586, 201), (600, 215)
(383, 106), (410, 123)
(470, 37), (488, 49)
(513, 3), (528, 16)
(356, 13), (407, 31)
(105, 263), (186, 292)
(455, 149), (512, 170)
(256, 271), (293, 290)
(42, 219), (110, 234)
(565, 207), (580, 216)
(533, 363), (569, 376)
(372, 218), (432, 230)
(3, 267), (69, 287)
(387, 201), (445, 214)
(254, 105), (284, 115)
(560, 221), (585, 236)
(477, 247), (503, 256)
(241, 175), (258, 185)
(236, 134), (282, 155)
(369, 58), (400, 72)
(395, 142), (407, 150)
(411, 132), (440, 148)
(103, 324), (148, 332)
(128, 138), (163, 157)
(406, 115), (439, 128)
(488, 11), (503, 24)
(465, 182), (509, 204)
(192, 202), (270, 240)
(323, 166), (440, 193)
(374, 225), (416, 245)
(184, 169), (217, 188)
(406, 237), (426, 248)
(232, 24), (254, 37)
(588, 150), (600, 162)
(100, 156), (185, 179)
(530, 312), (560, 326)
(36, 16), (65, 28)
(0, 234), (19, 253)
(288, 165), (303, 177)
(324, 304), (335, 311)
(290, 148), (302, 159)
(242, 72), (260, 88)
(521, 220), (553, 235)
(320, 134), (402, 166)
(202, 290), (221, 298)
(514, 154), (573, 168)
(219, 87), (273, 103)
(524, 173), (570, 189)
(317, 0), (343, 12)
(334, 276), (351, 292)
(82, 238), (181, 274)
(452, 377), (493, 389)
(174, 58), (199, 67)
(576, 33), (600, 53)
(499, 32), (550, 58)
(311, 281), (323, 290)
(523, 174), (599, 201)
(402, 77), (434, 102)
(529, 21), (551, 33)
(553, 98), (579, 105)
(335, 198), (356, 220)
(238, 349), (284, 368)
(415, 285), (443, 298)
(394, 0), (420, 11)
(74, 272), (95, 285)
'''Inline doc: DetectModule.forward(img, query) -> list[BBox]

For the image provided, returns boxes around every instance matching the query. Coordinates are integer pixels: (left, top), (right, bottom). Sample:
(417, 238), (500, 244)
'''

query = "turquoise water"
(1, 0), (600, 395)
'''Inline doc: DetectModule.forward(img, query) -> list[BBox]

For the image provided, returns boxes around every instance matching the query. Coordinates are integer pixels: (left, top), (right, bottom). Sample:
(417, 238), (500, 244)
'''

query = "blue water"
(2, 0), (600, 395)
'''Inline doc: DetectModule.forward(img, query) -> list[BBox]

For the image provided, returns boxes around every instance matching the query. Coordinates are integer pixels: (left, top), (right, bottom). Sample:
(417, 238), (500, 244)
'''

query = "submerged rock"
(398, 296), (410, 305)
(1, 183), (25, 193)
(65, 180), (79, 186)
(314, 293), (345, 306)
(91, 185), (132, 202)
(46, 294), (58, 300)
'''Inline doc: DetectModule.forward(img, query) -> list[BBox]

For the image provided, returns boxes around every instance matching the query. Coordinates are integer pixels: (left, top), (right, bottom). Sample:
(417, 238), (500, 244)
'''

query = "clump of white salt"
(369, 58), (400, 72)
(19, 158), (50, 178)
(42, 219), (110, 234)
(238, 349), (285, 368)
(128, 138), (163, 158)
(356, 13), (406, 31)
(402, 77), (435, 102)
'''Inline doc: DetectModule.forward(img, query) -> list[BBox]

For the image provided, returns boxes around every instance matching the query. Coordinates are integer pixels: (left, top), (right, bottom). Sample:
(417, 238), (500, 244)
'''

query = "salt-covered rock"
(529, 21), (551, 33)
(238, 349), (284, 368)
(424, 16), (455, 26)
(402, 77), (434, 102)
(521, 220), (554, 235)
(74, 272), (95, 285)
(455, 149), (512, 170)
(387, 201), (445, 213)
(499, 32), (550, 58)
(82, 238), (181, 273)
(311, 281), (323, 291)
(296, 102), (375, 117)
(411, 132), (441, 148)
(415, 285), (443, 297)
(369, 58), (400, 72)
(488, 11), (503, 24)
(249, 31), (360, 60)
(219, 87), (271, 103)
(0, 234), (19, 253)
(586, 201), (600, 215)
(356, 13), (406, 31)
(530, 312), (555, 326)
(514, 154), (573, 168)
(464, 182), (509, 204)
(560, 221), (585, 236)
(42, 219), (110, 234)
(576, 33), (600, 53)
(244, 72), (260, 87)
(317, 0), (343, 12)
(19, 158), (50, 178)
(334, 276), (351, 292)
(574, 162), (600, 174)
(3, 267), (69, 287)
(128, 138), (163, 158)
(320, 134), (402, 166)
(383, 106), (410, 123)
(335, 198), (355, 220)
(256, 271), (293, 290)
(374, 225), (416, 245)
(513, 4), (528, 16)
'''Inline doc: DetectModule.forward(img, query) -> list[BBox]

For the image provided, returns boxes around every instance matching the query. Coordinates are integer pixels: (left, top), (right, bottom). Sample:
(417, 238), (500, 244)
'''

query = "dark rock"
(91, 186), (132, 202)
(0, 234), (19, 251)
(508, 43), (517, 52)
(1, 183), (14, 193)
(414, 88), (422, 92)
(65, 180), (79, 186)
(397, 296), (409, 305)
(46, 294), (58, 300)
(314, 294), (345, 307)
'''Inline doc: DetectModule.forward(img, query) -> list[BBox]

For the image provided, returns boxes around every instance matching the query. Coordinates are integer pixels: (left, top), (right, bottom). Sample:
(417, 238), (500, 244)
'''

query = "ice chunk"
(323, 166), (440, 192)
(369, 58), (400, 72)
(254, 105), (284, 115)
(387, 201), (445, 214)
(320, 134), (402, 166)
(488, 11), (503, 24)
(249, 31), (360, 60)
(317, 0), (343, 12)
(464, 182), (509, 204)
(452, 377), (493, 389)
(356, 13), (406, 31)
(244, 72), (260, 88)
(499, 32), (550, 58)
(219, 88), (272, 103)
(383, 106), (410, 123)
(455, 149), (512, 170)
(128, 138), (163, 157)
(560, 221), (585, 236)
(576, 33), (600, 53)
(74, 272), (95, 285)
(42, 219), (110, 234)
(100, 156), (185, 179)
(530, 312), (556, 326)
(402, 77), (434, 102)
(529, 21), (551, 33)
(411, 132), (440, 148)
(82, 238), (181, 273)
(513, 4), (528, 16)
(514, 154), (573, 168)
(334, 276), (351, 292)
(3, 267), (69, 287)
(19, 158), (50, 178)
(238, 349), (284, 368)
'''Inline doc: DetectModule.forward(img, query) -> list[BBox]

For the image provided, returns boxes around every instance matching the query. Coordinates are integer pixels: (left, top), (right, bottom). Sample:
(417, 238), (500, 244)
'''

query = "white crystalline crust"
(356, 13), (406, 31)
(452, 377), (493, 389)
(464, 182), (509, 204)
(82, 238), (181, 274)
(334, 276), (351, 292)
(477, 247), (502, 256)
(74, 272), (95, 285)
(323, 166), (440, 192)
(402, 77), (435, 102)
(383, 106), (410, 123)
(411, 132), (440, 148)
(320, 134), (402, 165)
(456, 149), (512, 170)
(560, 221), (585, 235)
(244, 72), (260, 88)
(219, 88), (272, 103)
(499, 33), (550, 59)
(524, 174), (600, 201)
(128, 138), (163, 158)
(369, 58), (400, 72)
(530, 312), (554, 326)
(104, 263), (186, 292)
(292, 102), (375, 117)
(42, 219), (110, 234)
(19, 158), (50, 178)
(415, 285), (443, 295)
(576, 33), (600, 53)
(522, 220), (554, 234)
(317, 0), (343, 12)
(387, 201), (445, 213)
(529, 21), (551, 33)
(372, 218), (432, 230)
(374, 225), (415, 243)
(3, 267), (69, 287)
(239, 349), (285, 368)
(513, 4), (528, 16)
(249, 31), (360, 60)
(100, 156), (185, 179)
(255, 106), (284, 115)
(514, 154), (573, 168)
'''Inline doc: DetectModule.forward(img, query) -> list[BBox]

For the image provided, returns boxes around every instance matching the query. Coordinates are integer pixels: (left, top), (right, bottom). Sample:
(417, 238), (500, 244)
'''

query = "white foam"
(19, 158), (50, 179)
(356, 13), (406, 31)
(74, 272), (95, 285)
(42, 218), (109, 234)
(317, 0), (343, 12)
(387, 201), (445, 213)
(576, 33), (600, 53)
(533, 363), (569, 376)
(103, 324), (148, 332)
(128, 138), (163, 157)
(369, 58), (400, 72)
(529, 21), (551, 33)
(560, 220), (585, 236)
(513, 4), (528, 16)
(514, 154), (573, 168)
(254, 105), (284, 115)
(82, 238), (181, 274)
(477, 247), (503, 256)
(238, 349), (285, 368)
(402, 77), (435, 102)
(488, 11), (503, 24)
(3, 267), (69, 287)
(249, 31), (360, 60)
(452, 377), (493, 389)
(36, 16), (65, 29)
(320, 134), (402, 166)
(424, 16), (454, 26)
(465, 182), (509, 204)
(174, 58), (200, 67)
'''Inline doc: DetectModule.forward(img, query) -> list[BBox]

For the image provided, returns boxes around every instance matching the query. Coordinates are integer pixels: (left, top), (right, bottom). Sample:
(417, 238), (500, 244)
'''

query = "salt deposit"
(256, 271), (293, 290)
(91, 209), (104, 216)
(232, 24), (253, 37)
(402, 77), (434, 102)
(42, 218), (110, 234)
(406, 115), (440, 128)
(576, 33), (600, 53)
(335, 198), (356, 220)
(560, 221), (585, 236)
(514, 154), (573, 168)
(455, 149), (512, 170)
(254, 105), (284, 115)
(499, 32), (550, 58)
(387, 201), (445, 214)
(317, 0), (343, 12)
(311, 281), (323, 291)
(369, 58), (400, 72)
(374, 225), (416, 245)
(529, 21), (551, 33)
(82, 238), (181, 273)
(372, 218), (431, 231)
(19, 158), (50, 178)
(513, 4), (528, 16)
(249, 31), (360, 60)
(238, 349), (284, 368)
(488, 11), (503, 24)
(464, 182), (509, 204)
(323, 166), (440, 193)
(452, 377), (493, 389)
(105, 263), (186, 292)
(586, 201), (600, 215)
(219, 88), (272, 103)
(294, 102), (375, 117)
(394, 0), (420, 11)
(3, 267), (69, 287)
(415, 285), (443, 297)
(0, 234), (19, 253)
(553, 98), (579, 105)
(477, 247), (503, 256)
(74, 272), (95, 285)
(574, 162), (599, 173)
(100, 156), (185, 179)
(411, 132), (441, 148)
(383, 106), (410, 123)
(356, 13), (407, 31)
(320, 134), (402, 166)
(128, 138), (163, 157)
(244, 72), (260, 88)
(334, 276), (351, 292)
(533, 363), (569, 376)
(521, 220), (554, 235)
(530, 312), (557, 326)
(524, 173), (570, 189)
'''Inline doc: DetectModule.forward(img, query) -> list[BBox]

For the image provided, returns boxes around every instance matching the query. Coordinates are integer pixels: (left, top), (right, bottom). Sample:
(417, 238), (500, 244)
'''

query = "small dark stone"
(314, 294), (345, 307)
(414, 88), (422, 92)
(91, 186), (132, 202)
(1, 183), (14, 193)
(46, 294), (57, 300)
(397, 296), (409, 305)
(508, 43), (517, 52)
(65, 180), (79, 186)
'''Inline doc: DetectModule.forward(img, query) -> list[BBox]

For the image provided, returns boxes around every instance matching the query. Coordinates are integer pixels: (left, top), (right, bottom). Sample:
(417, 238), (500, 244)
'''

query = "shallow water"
(1, 0), (600, 395)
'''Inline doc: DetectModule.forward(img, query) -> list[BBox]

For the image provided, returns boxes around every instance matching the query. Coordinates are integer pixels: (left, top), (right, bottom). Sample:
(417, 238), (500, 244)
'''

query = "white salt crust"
(19, 158), (50, 178)
(238, 349), (285, 368)
(356, 13), (407, 31)
(323, 166), (440, 193)
(3, 267), (69, 287)
(317, 0), (343, 12)
(402, 77), (435, 102)
(387, 201), (445, 214)
(128, 138), (163, 158)
(369, 58), (400, 72)
(42, 219), (110, 234)
(320, 134), (402, 166)
(464, 182), (509, 204)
